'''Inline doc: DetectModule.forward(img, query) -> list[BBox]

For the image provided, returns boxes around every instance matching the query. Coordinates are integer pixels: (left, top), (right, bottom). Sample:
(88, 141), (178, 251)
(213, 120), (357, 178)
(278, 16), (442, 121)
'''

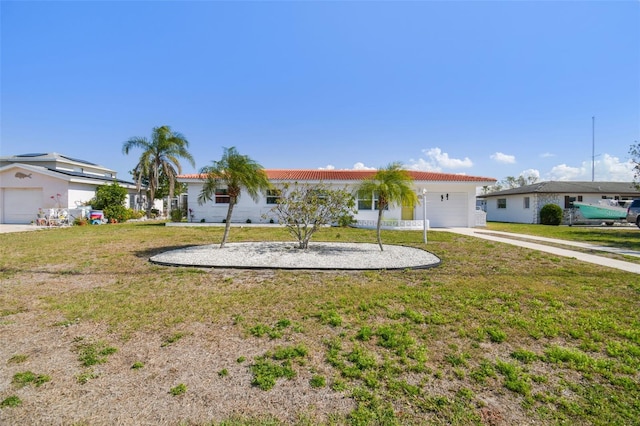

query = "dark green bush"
(540, 203), (563, 225)
(91, 182), (129, 222)
(170, 209), (184, 222)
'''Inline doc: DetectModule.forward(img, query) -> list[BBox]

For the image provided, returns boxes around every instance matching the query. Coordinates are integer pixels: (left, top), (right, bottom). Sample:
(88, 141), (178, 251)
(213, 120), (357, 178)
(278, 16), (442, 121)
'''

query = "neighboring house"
(178, 169), (496, 228)
(0, 152), (141, 224)
(479, 181), (640, 224)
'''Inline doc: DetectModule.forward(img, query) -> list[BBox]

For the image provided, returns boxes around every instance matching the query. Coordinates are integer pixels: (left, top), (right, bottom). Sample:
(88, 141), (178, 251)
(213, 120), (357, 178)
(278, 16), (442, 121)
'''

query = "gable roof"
(0, 163), (137, 187)
(179, 169), (496, 183)
(480, 181), (640, 198)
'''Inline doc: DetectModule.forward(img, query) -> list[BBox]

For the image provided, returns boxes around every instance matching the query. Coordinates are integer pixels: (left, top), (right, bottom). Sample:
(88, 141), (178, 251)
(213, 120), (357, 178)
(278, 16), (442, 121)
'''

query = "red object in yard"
(90, 210), (104, 224)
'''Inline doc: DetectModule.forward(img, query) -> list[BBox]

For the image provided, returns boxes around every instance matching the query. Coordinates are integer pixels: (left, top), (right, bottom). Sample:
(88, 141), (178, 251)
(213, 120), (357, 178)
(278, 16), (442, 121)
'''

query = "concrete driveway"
(0, 224), (45, 233)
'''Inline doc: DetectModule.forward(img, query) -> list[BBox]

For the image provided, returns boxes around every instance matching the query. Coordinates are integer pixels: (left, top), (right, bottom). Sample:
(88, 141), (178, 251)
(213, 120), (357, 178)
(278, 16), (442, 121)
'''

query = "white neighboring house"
(178, 169), (496, 228)
(479, 181), (640, 224)
(0, 152), (142, 224)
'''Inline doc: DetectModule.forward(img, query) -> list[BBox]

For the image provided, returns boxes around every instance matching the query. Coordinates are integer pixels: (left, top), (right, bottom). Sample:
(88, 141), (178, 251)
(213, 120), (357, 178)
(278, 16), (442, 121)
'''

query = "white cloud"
(408, 147), (473, 171)
(540, 152), (555, 158)
(320, 162), (376, 170)
(519, 168), (540, 180)
(490, 152), (516, 164)
(352, 162), (376, 170)
(545, 154), (635, 181)
(598, 154), (636, 181)
(547, 164), (587, 181)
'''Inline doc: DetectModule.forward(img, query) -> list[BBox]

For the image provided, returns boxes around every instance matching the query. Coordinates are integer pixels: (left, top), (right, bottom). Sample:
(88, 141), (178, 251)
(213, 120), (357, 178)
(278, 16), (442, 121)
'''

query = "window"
(565, 195), (582, 208)
(373, 192), (382, 210)
(266, 189), (281, 204)
(523, 197), (530, 209)
(357, 190), (373, 210)
(215, 188), (230, 204)
(497, 199), (507, 209)
(357, 191), (388, 211)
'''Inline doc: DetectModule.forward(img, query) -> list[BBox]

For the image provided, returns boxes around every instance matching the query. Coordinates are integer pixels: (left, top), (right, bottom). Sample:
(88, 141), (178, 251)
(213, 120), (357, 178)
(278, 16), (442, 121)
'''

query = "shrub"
(91, 181), (128, 222)
(170, 209), (184, 222)
(540, 203), (563, 225)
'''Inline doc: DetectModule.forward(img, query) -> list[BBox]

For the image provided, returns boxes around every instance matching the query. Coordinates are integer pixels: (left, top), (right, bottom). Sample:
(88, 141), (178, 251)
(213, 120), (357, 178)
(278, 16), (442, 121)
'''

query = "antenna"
(591, 116), (595, 182)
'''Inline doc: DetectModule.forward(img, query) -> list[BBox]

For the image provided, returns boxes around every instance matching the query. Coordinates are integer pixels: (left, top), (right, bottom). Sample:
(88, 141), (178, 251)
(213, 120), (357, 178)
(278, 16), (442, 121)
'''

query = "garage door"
(425, 192), (467, 227)
(2, 188), (42, 224)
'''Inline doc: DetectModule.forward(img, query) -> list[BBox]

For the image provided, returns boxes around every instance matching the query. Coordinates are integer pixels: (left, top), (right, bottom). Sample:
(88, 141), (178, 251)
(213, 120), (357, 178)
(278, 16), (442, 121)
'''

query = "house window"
(523, 197), (530, 209)
(215, 189), (230, 204)
(565, 195), (582, 208)
(497, 199), (507, 209)
(357, 191), (388, 211)
(357, 190), (373, 210)
(266, 189), (281, 204)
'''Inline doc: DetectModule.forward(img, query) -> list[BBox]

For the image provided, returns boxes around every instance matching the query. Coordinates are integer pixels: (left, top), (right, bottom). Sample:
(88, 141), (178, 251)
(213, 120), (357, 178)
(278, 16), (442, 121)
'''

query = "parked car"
(627, 199), (640, 228)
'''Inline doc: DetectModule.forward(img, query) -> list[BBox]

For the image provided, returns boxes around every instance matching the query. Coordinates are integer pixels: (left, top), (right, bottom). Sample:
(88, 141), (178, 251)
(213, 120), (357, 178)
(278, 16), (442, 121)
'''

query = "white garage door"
(3, 188), (42, 224)
(425, 192), (468, 227)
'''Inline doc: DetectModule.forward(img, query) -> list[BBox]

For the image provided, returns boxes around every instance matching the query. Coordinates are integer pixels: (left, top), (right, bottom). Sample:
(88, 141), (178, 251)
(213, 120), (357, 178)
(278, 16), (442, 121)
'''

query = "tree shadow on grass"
(134, 244), (201, 259)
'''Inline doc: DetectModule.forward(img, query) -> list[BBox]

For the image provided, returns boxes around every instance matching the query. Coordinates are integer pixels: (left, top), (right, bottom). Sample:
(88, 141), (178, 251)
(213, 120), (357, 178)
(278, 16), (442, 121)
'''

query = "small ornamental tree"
(539, 203), (563, 226)
(267, 182), (356, 249)
(91, 181), (128, 222)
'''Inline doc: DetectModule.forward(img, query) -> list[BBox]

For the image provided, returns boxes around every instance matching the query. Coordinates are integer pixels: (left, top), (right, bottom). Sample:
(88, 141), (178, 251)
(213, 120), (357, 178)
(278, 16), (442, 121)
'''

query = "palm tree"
(198, 147), (271, 248)
(358, 162), (418, 251)
(123, 126), (195, 218)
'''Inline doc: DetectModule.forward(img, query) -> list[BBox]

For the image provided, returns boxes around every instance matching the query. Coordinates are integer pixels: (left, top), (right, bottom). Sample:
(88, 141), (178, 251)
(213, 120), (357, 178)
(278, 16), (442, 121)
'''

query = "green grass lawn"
(1, 222), (638, 425)
(486, 221), (640, 252)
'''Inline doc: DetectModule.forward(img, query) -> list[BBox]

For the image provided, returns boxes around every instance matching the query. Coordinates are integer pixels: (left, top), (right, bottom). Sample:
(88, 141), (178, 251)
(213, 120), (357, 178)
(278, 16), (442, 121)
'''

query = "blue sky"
(2, 1), (639, 184)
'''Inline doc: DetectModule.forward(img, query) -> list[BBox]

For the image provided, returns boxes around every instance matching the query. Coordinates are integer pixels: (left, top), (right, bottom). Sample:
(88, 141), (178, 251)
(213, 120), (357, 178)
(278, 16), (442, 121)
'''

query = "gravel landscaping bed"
(150, 242), (441, 270)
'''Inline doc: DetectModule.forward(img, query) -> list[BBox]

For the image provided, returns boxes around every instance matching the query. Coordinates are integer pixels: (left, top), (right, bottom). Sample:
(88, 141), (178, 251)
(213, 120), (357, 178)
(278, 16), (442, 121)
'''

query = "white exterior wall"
(485, 194), (539, 224)
(0, 167), (68, 223)
(485, 191), (637, 224)
(182, 180), (485, 227)
(1, 165), (142, 223)
(68, 184), (99, 208)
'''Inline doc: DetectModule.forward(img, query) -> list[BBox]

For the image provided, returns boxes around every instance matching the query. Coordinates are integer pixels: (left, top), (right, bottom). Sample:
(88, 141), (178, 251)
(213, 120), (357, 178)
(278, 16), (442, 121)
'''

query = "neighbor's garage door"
(2, 188), (42, 224)
(425, 192), (467, 227)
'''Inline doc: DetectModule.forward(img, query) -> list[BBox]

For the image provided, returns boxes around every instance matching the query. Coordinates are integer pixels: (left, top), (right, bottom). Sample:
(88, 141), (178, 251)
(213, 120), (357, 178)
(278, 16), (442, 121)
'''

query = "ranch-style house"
(479, 181), (640, 225)
(178, 169), (496, 229)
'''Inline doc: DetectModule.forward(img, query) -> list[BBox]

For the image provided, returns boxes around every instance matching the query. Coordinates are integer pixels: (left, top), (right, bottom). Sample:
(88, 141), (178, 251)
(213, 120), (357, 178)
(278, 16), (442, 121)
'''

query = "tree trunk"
(220, 202), (235, 248)
(376, 207), (384, 251)
(146, 189), (154, 219)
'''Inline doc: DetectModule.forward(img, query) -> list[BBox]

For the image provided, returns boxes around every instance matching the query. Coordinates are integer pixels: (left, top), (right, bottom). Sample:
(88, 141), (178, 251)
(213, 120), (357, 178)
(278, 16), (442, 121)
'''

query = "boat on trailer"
(572, 200), (628, 223)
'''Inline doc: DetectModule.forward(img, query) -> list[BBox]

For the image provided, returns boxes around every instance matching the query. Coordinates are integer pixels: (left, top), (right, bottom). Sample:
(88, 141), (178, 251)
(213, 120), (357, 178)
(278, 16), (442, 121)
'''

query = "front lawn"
(487, 222), (640, 252)
(0, 223), (638, 425)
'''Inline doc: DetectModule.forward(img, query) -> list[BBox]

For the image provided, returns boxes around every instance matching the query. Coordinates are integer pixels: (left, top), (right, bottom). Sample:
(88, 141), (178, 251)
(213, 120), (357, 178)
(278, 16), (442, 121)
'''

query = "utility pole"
(592, 116), (595, 182)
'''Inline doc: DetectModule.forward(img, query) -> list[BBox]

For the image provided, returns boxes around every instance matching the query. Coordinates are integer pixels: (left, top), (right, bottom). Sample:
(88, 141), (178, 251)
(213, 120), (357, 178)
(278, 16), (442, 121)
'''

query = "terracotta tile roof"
(179, 169), (496, 183)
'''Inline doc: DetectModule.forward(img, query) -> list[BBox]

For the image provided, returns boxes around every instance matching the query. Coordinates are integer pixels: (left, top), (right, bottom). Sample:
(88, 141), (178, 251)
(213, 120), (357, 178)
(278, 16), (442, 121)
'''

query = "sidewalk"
(439, 228), (640, 274)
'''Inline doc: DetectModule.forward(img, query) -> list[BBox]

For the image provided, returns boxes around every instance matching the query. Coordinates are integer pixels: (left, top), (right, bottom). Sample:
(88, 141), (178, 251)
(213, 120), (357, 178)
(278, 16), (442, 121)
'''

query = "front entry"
(401, 204), (414, 220)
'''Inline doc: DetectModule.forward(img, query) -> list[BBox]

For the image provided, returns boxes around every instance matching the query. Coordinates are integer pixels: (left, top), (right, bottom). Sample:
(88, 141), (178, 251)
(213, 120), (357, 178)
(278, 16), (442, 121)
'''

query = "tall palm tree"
(123, 126), (195, 218)
(358, 162), (418, 251)
(198, 147), (271, 248)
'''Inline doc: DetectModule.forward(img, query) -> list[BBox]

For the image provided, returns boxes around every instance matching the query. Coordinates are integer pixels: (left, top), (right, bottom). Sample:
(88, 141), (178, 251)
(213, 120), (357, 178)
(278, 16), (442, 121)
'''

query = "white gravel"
(150, 242), (441, 270)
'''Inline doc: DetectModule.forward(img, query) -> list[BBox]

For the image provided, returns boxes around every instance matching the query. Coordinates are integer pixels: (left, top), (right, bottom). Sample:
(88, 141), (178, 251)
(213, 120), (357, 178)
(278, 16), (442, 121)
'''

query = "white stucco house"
(178, 169), (496, 228)
(479, 181), (640, 224)
(0, 152), (142, 224)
